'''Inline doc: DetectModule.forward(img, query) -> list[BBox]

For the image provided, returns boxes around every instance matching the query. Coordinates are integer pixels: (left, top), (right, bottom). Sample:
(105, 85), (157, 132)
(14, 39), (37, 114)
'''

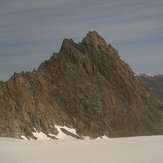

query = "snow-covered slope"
(0, 136), (163, 163)
(134, 73), (154, 77)
(134, 72), (163, 77)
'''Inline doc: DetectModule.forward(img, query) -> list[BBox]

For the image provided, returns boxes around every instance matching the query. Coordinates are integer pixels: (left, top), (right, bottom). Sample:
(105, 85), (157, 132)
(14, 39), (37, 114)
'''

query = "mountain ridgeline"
(0, 31), (163, 139)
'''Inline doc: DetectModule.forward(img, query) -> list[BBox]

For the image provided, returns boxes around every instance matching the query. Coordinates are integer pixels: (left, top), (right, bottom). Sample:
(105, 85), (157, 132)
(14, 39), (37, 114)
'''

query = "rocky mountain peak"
(0, 31), (163, 140)
(85, 31), (105, 42)
(60, 38), (75, 52)
(81, 31), (108, 50)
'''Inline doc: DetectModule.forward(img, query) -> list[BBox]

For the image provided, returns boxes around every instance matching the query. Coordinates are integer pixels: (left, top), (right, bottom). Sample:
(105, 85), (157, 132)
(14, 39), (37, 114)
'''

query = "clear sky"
(0, 0), (163, 81)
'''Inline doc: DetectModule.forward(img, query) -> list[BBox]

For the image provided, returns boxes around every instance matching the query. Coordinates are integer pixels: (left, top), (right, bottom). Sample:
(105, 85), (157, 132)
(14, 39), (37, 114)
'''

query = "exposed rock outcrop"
(0, 31), (163, 139)
(139, 74), (163, 102)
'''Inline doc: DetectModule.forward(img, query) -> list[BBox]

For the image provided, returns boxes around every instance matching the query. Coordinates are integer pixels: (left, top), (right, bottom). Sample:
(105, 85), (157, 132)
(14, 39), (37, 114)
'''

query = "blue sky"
(0, 0), (163, 80)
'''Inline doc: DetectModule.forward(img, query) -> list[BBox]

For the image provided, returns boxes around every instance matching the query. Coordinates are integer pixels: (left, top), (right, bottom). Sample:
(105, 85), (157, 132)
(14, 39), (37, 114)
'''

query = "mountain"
(0, 31), (163, 139)
(138, 74), (163, 102)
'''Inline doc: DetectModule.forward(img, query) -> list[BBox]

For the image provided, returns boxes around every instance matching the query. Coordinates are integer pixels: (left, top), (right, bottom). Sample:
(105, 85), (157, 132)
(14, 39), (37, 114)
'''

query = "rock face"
(139, 74), (163, 102)
(0, 31), (163, 139)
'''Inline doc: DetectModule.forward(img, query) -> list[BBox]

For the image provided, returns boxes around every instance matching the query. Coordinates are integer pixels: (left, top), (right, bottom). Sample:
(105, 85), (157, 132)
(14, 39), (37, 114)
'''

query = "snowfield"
(0, 136), (163, 163)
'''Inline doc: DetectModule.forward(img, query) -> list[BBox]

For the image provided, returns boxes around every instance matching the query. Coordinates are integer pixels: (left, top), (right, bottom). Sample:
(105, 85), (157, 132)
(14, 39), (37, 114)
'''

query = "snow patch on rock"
(55, 125), (80, 140)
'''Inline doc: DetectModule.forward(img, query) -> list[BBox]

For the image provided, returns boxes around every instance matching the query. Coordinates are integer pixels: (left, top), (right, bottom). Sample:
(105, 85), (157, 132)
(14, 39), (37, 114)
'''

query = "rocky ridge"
(0, 31), (163, 139)
(138, 74), (163, 102)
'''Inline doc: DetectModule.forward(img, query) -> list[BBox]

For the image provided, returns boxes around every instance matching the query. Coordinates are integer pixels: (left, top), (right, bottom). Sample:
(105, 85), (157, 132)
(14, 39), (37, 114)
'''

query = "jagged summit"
(60, 31), (112, 55)
(60, 38), (76, 52)
(83, 31), (107, 45)
(0, 31), (163, 139)
(59, 31), (104, 51)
